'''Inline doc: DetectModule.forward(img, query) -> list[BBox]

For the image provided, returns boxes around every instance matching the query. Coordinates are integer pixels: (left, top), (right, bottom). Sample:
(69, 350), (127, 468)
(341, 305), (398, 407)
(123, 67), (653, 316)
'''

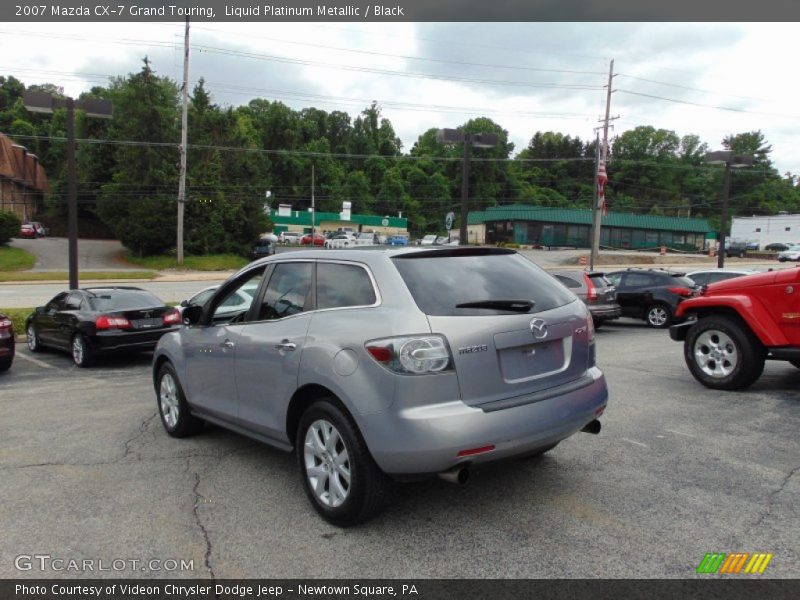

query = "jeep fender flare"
(676, 295), (787, 347)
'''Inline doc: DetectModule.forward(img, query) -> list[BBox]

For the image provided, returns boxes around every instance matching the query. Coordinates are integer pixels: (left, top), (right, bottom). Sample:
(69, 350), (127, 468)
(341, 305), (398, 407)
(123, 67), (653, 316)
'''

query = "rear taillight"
(365, 335), (453, 375)
(0, 318), (11, 338)
(162, 309), (181, 325)
(668, 286), (693, 297)
(95, 315), (132, 330)
(583, 273), (597, 302)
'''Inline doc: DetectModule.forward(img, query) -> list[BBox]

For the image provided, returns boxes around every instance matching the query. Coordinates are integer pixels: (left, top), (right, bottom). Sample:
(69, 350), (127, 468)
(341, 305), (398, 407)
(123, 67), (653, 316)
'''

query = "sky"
(2, 21), (799, 177)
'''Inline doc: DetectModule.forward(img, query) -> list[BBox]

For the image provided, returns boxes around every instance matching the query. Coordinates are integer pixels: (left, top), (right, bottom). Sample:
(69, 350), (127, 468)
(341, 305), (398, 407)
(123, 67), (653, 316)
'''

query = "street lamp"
(704, 150), (754, 268)
(23, 90), (112, 290)
(436, 128), (498, 245)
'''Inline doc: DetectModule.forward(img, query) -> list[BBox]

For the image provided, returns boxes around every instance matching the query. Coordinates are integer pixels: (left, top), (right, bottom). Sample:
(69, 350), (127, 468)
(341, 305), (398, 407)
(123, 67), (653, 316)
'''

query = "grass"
(123, 252), (248, 271)
(1, 307), (33, 336)
(0, 246), (36, 271)
(0, 270), (157, 282)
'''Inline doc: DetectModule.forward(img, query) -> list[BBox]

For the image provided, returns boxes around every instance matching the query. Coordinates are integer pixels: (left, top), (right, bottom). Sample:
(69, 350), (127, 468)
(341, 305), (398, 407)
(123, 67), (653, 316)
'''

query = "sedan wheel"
(71, 334), (94, 367)
(27, 324), (42, 352)
(159, 373), (180, 429)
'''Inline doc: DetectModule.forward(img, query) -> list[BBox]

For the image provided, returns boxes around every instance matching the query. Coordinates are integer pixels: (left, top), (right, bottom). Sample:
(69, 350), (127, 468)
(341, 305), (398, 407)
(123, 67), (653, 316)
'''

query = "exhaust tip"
(438, 466), (470, 485)
(581, 419), (602, 434)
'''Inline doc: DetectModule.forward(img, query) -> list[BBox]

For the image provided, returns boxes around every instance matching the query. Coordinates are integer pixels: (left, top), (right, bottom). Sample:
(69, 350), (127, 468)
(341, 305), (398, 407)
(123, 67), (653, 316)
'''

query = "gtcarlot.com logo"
(696, 552), (773, 574)
(15, 554), (194, 573)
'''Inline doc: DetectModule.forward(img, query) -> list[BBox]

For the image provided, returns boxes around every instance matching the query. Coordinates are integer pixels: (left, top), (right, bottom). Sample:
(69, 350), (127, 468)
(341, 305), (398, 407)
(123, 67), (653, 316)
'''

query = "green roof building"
(467, 205), (713, 251)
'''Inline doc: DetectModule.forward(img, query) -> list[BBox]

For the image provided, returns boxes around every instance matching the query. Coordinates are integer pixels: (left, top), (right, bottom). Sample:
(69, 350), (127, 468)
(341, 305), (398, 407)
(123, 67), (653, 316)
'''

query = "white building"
(730, 214), (800, 248)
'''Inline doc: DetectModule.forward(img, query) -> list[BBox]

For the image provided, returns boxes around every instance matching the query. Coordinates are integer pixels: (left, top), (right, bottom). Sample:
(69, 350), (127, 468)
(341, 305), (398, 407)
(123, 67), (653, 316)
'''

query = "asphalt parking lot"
(1, 320), (798, 579)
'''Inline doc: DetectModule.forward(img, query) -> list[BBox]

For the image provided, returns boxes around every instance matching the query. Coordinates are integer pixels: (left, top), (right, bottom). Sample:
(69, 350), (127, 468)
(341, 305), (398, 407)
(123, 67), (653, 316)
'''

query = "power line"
(616, 89), (800, 120)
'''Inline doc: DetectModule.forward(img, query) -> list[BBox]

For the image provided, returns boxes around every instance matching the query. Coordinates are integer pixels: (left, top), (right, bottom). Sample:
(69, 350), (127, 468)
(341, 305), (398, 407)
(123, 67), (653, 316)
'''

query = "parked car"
(19, 223), (37, 239)
(301, 233), (326, 246)
(765, 242), (793, 252)
(26, 287), (181, 367)
(0, 312), (14, 372)
(686, 268), (755, 287)
(777, 245), (800, 262)
(250, 239), (276, 260)
(550, 271), (622, 327)
(354, 232), (379, 245)
(155, 247), (608, 525)
(670, 269), (800, 390)
(420, 234), (438, 246)
(725, 240), (749, 258)
(279, 232), (302, 245)
(605, 269), (697, 328)
(261, 232), (279, 243)
(386, 235), (408, 247)
(29, 221), (48, 237)
(324, 234), (355, 249)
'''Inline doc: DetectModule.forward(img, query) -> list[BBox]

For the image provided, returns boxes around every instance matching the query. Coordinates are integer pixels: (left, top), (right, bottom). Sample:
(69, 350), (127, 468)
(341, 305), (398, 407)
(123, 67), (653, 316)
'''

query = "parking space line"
(14, 352), (56, 369)
(621, 437), (649, 448)
(664, 429), (695, 438)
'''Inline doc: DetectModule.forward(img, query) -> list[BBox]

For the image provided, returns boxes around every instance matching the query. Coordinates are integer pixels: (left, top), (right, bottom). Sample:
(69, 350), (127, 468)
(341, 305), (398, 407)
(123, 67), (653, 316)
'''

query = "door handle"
(220, 339), (235, 349)
(274, 340), (297, 351)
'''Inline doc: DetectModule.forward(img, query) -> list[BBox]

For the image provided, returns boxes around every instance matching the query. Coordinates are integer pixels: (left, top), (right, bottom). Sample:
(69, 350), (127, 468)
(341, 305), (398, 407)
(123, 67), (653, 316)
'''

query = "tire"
(645, 303), (672, 329)
(156, 362), (204, 438)
(592, 317), (605, 329)
(789, 360), (800, 369)
(296, 399), (388, 526)
(27, 324), (43, 352)
(71, 334), (95, 367)
(684, 316), (765, 390)
(0, 356), (12, 372)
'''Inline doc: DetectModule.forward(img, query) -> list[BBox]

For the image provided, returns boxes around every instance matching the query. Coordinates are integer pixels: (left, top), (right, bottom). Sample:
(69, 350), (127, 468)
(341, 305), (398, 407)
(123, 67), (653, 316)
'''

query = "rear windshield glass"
(589, 274), (612, 288)
(392, 250), (574, 316)
(87, 290), (164, 311)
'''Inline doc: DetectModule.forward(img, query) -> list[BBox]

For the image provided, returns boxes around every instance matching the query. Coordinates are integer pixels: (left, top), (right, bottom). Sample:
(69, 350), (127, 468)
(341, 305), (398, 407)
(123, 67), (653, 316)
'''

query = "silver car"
(153, 247), (608, 525)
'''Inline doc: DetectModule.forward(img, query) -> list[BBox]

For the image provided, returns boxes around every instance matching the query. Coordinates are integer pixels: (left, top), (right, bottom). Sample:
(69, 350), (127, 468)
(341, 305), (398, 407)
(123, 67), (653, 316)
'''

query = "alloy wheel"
(648, 306), (668, 327)
(159, 372), (180, 429)
(304, 419), (351, 508)
(72, 336), (84, 365)
(27, 325), (37, 351)
(694, 329), (738, 379)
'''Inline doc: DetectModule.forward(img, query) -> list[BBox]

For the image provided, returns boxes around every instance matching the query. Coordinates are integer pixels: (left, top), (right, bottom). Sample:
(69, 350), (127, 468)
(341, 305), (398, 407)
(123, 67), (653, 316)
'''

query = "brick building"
(0, 133), (50, 221)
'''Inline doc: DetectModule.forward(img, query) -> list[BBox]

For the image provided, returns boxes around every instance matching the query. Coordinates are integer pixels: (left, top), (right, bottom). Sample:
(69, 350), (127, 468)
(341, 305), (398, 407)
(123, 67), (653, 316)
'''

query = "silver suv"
(153, 248), (608, 524)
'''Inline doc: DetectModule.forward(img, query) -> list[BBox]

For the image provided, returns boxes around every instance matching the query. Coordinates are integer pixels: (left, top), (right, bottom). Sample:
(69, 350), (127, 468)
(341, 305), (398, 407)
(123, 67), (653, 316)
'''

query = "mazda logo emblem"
(530, 318), (548, 339)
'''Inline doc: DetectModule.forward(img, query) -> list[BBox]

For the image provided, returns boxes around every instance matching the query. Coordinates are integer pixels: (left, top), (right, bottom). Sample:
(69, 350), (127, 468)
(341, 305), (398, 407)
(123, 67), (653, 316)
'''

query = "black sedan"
(0, 312), (14, 372)
(25, 287), (181, 367)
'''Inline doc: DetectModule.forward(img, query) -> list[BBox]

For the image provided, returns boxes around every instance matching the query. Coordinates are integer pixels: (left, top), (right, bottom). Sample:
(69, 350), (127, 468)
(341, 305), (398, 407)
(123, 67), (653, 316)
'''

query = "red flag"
(597, 160), (608, 217)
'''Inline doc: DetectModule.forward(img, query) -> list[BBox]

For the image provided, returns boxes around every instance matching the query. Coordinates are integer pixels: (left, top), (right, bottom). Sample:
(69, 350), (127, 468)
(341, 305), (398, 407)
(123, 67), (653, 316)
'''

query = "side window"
(605, 273), (622, 287)
(626, 273), (652, 287)
(317, 263), (377, 309)
(258, 262), (313, 320)
(64, 292), (83, 310)
(46, 292), (69, 312)
(691, 273), (709, 286)
(211, 269), (264, 323)
(554, 274), (581, 289)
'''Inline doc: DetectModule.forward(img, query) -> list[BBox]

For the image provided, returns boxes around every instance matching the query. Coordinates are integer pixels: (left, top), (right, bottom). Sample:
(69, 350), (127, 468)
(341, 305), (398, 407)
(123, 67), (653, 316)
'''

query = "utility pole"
(177, 16), (190, 266)
(311, 164), (315, 239)
(459, 136), (471, 246)
(65, 98), (78, 290)
(589, 132), (600, 271)
(718, 163), (731, 269)
(590, 59), (617, 268)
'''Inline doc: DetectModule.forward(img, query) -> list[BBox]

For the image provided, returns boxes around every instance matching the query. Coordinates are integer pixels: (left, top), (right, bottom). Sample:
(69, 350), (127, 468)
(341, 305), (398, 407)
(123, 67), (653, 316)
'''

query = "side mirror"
(183, 304), (204, 326)
(180, 299), (189, 307)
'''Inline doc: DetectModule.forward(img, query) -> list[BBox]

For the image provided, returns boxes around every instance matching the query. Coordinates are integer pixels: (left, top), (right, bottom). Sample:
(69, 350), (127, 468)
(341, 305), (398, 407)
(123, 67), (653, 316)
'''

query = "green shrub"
(0, 211), (21, 245)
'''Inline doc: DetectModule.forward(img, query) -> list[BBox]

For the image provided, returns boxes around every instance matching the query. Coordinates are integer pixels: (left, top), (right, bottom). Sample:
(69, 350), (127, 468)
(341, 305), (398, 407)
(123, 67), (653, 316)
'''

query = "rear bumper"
(359, 367), (608, 475)
(589, 304), (622, 320)
(90, 327), (179, 352)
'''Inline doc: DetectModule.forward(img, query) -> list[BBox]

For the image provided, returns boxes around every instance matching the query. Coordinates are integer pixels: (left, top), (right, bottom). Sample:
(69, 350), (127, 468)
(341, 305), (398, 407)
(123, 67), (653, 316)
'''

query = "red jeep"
(669, 268), (800, 390)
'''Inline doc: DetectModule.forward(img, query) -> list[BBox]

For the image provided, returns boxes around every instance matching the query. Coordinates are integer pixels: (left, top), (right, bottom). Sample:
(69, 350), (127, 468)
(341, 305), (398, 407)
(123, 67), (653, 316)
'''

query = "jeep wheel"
(684, 316), (765, 390)
(646, 304), (672, 328)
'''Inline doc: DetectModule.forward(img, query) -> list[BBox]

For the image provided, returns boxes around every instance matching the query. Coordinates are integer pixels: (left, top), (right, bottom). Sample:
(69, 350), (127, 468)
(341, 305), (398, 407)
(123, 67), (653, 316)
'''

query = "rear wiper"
(455, 299), (535, 312)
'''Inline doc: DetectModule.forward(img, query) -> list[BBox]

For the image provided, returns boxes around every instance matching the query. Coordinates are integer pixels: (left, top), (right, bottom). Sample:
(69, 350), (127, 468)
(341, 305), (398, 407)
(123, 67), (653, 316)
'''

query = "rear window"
(672, 275), (697, 287)
(87, 290), (164, 311)
(589, 274), (613, 288)
(392, 250), (574, 316)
